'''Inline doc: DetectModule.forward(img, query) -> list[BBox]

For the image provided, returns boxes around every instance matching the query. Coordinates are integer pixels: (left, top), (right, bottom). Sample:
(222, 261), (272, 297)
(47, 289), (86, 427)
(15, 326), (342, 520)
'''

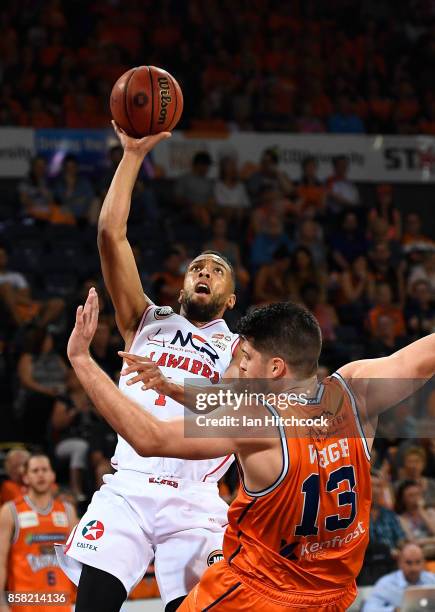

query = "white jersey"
(113, 304), (239, 481)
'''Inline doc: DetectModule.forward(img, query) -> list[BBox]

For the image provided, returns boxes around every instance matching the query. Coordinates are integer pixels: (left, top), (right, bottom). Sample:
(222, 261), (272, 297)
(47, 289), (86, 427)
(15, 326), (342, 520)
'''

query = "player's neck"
(27, 490), (53, 512)
(179, 306), (224, 328)
(278, 375), (319, 397)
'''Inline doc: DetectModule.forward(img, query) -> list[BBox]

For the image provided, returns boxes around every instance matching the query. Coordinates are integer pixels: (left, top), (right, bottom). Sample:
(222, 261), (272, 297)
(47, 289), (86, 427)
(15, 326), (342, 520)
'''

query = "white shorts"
(55, 470), (229, 606)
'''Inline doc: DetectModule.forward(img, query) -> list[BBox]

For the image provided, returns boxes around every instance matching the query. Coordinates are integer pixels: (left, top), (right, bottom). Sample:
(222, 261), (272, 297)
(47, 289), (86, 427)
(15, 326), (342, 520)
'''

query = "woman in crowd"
(395, 480), (435, 558)
(16, 327), (67, 445)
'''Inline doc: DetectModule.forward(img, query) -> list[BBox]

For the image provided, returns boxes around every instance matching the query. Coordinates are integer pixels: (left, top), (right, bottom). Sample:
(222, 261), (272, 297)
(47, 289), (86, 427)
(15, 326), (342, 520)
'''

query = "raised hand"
(112, 120), (171, 156)
(67, 288), (99, 362)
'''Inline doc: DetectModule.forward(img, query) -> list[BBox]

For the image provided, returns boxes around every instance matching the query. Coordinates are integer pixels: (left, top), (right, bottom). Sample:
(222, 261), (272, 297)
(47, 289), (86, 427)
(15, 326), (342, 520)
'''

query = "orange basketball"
(110, 66), (183, 137)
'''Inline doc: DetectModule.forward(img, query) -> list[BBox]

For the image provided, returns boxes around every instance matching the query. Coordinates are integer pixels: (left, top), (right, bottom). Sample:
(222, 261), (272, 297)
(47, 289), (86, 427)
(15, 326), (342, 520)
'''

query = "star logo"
(82, 520), (105, 541)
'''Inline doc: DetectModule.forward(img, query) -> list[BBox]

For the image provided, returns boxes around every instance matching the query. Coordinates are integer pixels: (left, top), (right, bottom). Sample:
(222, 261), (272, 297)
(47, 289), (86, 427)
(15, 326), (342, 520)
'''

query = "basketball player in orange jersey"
(56, 124), (242, 612)
(0, 455), (77, 612)
(66, 290), (434, 611)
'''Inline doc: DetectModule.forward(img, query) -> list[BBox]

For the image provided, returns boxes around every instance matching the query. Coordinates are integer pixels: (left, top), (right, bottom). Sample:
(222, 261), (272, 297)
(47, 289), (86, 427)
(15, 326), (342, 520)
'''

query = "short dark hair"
(262, 148), (279, 164)
(24, 453), (52, 473)
(200, 250), (236, 289)
(333, 155), (348, 167)
(302, 156), (316, 169)
(236, 302), (322, 378)
(395, 479), (420, 514)
(192, 151), (212, 166)
(63, 153), (78, 166)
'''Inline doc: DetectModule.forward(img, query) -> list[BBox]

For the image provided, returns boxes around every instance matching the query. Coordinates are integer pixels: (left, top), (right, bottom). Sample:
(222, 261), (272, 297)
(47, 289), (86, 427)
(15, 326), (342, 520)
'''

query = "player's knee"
(165, 595), (186, 611)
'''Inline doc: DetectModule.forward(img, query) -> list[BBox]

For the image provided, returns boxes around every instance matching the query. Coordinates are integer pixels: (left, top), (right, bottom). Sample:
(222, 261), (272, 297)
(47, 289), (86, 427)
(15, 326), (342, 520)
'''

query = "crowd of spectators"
(1, 0), (435, 134)
(0, 146), (432, 608)
(0, 144), (434, 596)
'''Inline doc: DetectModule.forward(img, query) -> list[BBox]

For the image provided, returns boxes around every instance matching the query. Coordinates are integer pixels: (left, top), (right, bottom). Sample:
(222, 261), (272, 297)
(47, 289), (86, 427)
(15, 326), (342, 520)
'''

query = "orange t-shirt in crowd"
(368, 305), (406, 338)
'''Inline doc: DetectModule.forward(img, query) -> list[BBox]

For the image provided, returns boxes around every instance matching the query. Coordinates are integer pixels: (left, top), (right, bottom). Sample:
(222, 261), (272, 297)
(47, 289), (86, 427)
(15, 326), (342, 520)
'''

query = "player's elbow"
(133, 424), (164, 458)
(97, 223), (125, 248)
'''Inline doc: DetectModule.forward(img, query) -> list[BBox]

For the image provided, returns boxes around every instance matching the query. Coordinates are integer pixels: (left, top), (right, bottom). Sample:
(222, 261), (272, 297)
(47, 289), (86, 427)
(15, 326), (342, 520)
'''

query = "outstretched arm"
(98, 122), (170, 346)
(338, 333), (435, 418)
(67, 290), (264, 460)
(117, 344), (243, 407)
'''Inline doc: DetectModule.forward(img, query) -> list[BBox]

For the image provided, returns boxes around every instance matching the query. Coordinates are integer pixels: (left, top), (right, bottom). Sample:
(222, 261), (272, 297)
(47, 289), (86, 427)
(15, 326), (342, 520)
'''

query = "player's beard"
(181, 291), (226, 322)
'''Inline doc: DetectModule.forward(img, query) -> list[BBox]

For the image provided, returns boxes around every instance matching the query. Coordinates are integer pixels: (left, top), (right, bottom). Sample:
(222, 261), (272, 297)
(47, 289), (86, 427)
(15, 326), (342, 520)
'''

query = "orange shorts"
(178, 561), (356, 611)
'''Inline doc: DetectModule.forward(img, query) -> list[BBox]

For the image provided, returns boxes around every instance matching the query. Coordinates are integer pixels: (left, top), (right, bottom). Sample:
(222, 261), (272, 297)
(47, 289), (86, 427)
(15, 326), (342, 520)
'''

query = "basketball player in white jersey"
(56, 126), (241, 612)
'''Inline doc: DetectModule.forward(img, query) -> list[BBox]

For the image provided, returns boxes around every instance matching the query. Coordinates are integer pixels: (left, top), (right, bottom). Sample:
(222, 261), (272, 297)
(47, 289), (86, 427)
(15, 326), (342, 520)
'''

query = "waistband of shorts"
(230, 564), (357, 607)
(110, 469), (220, 490)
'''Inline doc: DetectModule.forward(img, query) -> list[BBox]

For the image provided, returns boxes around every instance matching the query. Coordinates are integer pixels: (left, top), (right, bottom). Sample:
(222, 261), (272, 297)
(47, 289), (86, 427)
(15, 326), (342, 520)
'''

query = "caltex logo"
(82, 520), (105, 541)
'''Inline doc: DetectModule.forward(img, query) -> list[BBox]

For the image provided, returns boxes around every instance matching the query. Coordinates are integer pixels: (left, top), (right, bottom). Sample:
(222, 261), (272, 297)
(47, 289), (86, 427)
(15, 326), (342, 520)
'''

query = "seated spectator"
(174, 151), (215, 228)
(365, 313), (407, 358)
(89, 415), (117, 488)
(295, 102), (326, 133)
(367, 282), (406, 339)
(398, 447), (435, 509)
(98, 145), (123, 195)
(51, 370), (98, 501)
(336, 255), (373, 326)
(250, 215), (293, 272)
(294, 219), (326, 268)
(402, 212), (435, 270)
(369, 242), (405, 305)
(419, 98), (435, 135)
(250, 187), (295, 234)
(287, 246), (325, 302)
(327, 94), (365, 134)
(16, 328), (68, 446)
(90, 316), (120, 379)
(402, 212), (435, 254)
(54, 154), (96, 222)
(0, 448), (30, 504)
(214, 156), (251, 220)
(405, 280), (435, 338)
(204, 217), (249, 288)
(150, 249), (184, 311)
(253, 245), (291, 305)
(370, 470), (405, 557)
(368, 184), (402, 241)
(367, 77), (393, 131)
(18, 156), (54, 221)
(326, 155), (360, 217)
(408, 252), (435, 294)
(295, 157), (326, 217)
(330, 212), (367, 270)
(247, 148), (294, 200)
(300, 282), (338, 342)
(396, 481), (435, 558)
(362, 543), (435, 611)
(0, 246), (64, 327)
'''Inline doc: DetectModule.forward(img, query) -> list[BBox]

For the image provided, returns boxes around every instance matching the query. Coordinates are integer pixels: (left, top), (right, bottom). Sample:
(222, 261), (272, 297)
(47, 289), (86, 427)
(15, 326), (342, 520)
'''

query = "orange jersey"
(223, 373), (371, 608)
(7, 495), (75, 612)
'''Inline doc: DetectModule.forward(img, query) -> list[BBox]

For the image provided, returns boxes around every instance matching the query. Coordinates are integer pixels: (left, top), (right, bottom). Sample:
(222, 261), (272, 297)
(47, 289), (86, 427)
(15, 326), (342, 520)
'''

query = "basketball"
(110, 66), (183, 137)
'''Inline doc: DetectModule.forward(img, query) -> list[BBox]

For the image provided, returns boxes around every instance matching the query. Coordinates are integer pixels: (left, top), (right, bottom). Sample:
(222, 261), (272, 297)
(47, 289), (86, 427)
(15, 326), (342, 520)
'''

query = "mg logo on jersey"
(170, 330), (219, 364)
(82, 520), (105, 541)
(207, 549), (224, 566)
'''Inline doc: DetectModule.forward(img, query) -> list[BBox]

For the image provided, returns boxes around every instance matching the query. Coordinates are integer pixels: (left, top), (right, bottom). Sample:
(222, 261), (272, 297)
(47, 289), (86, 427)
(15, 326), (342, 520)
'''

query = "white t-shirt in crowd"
(214, 180), (251, 208)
